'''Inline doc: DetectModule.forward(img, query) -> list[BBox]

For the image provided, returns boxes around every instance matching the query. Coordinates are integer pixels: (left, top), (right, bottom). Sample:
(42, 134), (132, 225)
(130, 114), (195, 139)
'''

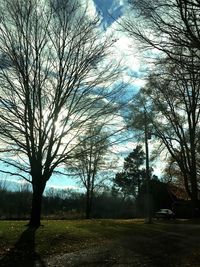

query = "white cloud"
(102, 14), (147, 88)
(86, 0), (97, 17)
(134, 78), (146, 88)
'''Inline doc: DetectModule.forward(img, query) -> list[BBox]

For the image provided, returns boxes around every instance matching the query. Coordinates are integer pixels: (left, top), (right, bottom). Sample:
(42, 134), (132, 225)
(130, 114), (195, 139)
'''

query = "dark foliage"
(0, 187), (135, 220)
(135, 178), (178, 217)
(113, 145), (146, 198)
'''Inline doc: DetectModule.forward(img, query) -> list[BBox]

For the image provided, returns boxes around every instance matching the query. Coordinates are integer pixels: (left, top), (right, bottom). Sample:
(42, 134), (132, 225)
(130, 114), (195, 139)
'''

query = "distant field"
(0, 219), (200, 266)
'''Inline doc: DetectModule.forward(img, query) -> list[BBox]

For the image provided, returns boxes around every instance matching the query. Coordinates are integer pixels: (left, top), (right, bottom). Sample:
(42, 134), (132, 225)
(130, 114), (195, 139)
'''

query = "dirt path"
(44, 223), (200, 267)
(44, 244), (150, 267)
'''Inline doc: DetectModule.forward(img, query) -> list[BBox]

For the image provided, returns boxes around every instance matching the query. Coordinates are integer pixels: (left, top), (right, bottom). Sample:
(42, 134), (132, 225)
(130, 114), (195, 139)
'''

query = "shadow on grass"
(0, 226), (46, 267)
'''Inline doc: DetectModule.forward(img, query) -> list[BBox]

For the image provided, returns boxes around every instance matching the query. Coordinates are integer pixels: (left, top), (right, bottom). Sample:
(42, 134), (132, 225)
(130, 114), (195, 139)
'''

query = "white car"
(155, 209), (175, 219)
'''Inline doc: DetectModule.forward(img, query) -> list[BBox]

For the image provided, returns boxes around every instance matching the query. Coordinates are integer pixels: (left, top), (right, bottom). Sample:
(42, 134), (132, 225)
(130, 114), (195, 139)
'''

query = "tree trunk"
(85, 189), (91, 219)
(189, 130), (199, 217)
(190, 179), (199, 217)
(28, 182), (46, 227)
(187, 152), (200, 216)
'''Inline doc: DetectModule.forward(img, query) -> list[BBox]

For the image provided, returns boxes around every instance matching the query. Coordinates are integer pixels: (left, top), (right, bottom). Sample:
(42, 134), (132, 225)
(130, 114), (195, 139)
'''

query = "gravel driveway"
(43, 223), (200, 267)
(44, 244), (150, 267)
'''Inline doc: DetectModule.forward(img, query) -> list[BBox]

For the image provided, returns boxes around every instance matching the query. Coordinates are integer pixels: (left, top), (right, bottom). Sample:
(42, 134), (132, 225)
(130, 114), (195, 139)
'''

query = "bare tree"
(124, 0), (200, 60)
(0, 0), (123, 226)
(122, 0), (200, 213)
(135, 55), (200, 210)
(67, 124), (114, 219)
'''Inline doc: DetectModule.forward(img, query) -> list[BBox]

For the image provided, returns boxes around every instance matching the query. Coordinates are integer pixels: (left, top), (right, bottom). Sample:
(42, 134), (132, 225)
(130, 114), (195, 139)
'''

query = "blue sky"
(93, 0), (124, 29)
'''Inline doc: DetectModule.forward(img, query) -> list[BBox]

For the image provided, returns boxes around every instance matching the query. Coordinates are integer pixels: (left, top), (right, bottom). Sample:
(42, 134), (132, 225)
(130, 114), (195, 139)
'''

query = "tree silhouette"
(123, 0), (200, 211)
(0, 0), (122, 226)
(113, 145), (146, 199)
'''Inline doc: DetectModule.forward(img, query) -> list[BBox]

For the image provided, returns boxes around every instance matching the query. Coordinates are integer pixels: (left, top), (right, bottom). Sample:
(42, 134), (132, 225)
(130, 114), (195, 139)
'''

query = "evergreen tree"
(113, 145), (146, 198)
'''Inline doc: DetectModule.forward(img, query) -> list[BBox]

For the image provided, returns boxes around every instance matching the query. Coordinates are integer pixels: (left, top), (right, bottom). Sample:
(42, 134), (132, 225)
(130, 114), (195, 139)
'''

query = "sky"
(0, 0), (159, 193)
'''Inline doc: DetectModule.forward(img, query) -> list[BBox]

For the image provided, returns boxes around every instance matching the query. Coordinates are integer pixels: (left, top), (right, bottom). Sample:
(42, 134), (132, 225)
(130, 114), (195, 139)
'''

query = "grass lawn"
(0, 219), (145, 256)
(0, 219), (200, 266)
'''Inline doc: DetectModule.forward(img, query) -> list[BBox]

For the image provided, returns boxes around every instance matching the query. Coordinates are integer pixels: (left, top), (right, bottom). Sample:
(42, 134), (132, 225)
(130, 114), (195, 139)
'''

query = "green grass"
(0, 221), (26, 250)
(1, 219), (200, 266)
(0, 219), (188, 255)
(0, 219), (143, 256)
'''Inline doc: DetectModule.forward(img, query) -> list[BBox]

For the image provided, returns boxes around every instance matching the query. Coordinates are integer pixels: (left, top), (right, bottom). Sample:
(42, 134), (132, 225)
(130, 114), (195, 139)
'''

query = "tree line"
(0, 177), (180, 220)
(0, 183), (135, 220)
(0, 145), (193, 220)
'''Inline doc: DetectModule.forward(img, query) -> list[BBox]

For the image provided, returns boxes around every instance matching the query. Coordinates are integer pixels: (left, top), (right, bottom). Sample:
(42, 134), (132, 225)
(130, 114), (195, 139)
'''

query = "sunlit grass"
(0, 219), (148, 256)
(1, 218), (200, 260)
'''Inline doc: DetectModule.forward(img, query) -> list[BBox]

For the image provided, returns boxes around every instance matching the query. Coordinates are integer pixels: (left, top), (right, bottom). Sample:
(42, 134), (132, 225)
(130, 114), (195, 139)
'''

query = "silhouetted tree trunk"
(85, 188), (92, 219)
(29, 183), (45, 227)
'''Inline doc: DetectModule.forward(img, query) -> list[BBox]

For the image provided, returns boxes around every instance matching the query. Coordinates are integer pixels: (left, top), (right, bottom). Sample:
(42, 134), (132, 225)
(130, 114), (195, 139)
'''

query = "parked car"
(155, 209), (175, 220)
